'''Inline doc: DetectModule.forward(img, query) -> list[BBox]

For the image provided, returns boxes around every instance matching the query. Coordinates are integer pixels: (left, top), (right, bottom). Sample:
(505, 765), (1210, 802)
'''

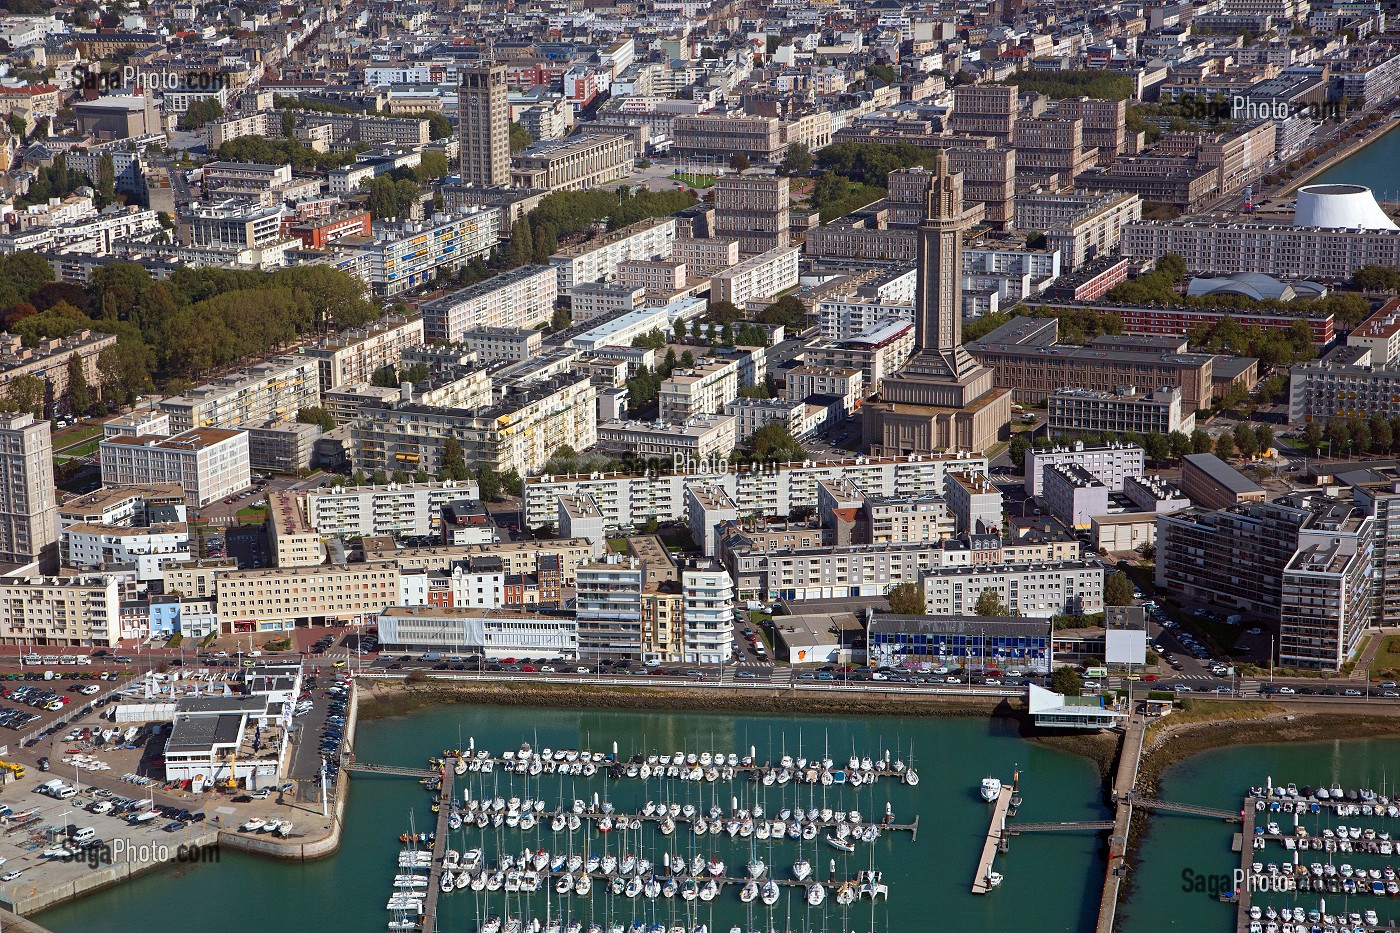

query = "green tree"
(631, 328), (667, 350)
(296, 406), (336, 432)
(509, 121), (533, 151)
(1104, 571), (1133, 607)
(391, 469), (409, 483)
(3, 373), (44, 416)
(1370, 416), (1392, 453)
(1008, 435), (1030, 472)
(180, 99), (224, 130)
(748, 424), (806, 463)
(506, 217), (532, 268)
(1169, 430), (1192, 461)
(704, 300), (744, 325)
(673, 318), (687, 340)
(370, 364), (399, 388)
(96, 153), (115, 202)
(779, 142), (812, 175)
(1214, 432), (1236, 460)
(1144, 432), (1171, 465)
(550, 307), (571, 331)
(427, 113), (453, 140)
(1303, 422), (1323, 454)
(1190, 429), (1214, 454)
(532, 221), (557, 263)
(1233, 421), (1258, 459)
(729, 154), (750, 172)
(65, 355), (93, 415)
(887, 582), (924, 614)
(476, 464), (501, 501)
(1353, 264), (1400, 292)
(501, 468), (523, 497)
(1050, 666), (1084, 695)
(281, 109), (296, 138)
(974, 587), (1010, 617)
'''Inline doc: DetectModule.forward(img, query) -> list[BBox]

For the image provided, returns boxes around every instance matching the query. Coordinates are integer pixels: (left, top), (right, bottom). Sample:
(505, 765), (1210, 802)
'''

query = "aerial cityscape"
(0, 0), (1394, 931)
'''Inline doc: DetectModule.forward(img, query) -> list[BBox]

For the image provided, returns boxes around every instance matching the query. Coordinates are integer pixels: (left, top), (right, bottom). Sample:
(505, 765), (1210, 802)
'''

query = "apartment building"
(784, 365), (863, 416)
(1057, 98), (1127, 161)
(356, 210), (501, 298)
(1014, 191), (1142, 270)
(376, 607), (578, 655)
(658, 357), (741, 422)
(1077, 160), (1219, 209)
(681, 560), (734, 664)
(550, 217), (676, 292)
(576, 558), (645, 658)
(969, 316), (1215, 411)
(569, 284), (645, 323)
(302, 480), (480, 538)
(100, 428), (250, 507)
(0, 575), (123, 646)
(712, 173), (790, 255)
(509, 133), (635, 192)
(0, 330), (116, 416)
(1124, 220), (1400, 279)
(595, 416), (737, 463)
(710, 245), (800, 307)
(265, 491), (321, 568)
(921, 560), (1104, 616)
(216, 563), (399, 631)
(363, 538), (594, 582)
(421, 264), (558, 343)
(1281, 503), (1374, 670)
(60, 523), (190, 581)
(0, 412), (56, 567)
(725, 398), (812, 443)
(523, 454), (989, 533)
(1024, 442), (1146, 497)
(1043, 464), (1110, 530)
(353, 374), (596, 476)
(804, 321), (915, 389)
(816, 297), (915, 341)
(1180, 453), (1266, 511)
(674, 237), (740, 277)
(1048, 386), (1195, 436)
(617, 260), (687, 295)
(58, 485), (186, 530)
(948, 85), (1018, 139)
(457, 328), (543, 362)
(159, 357), (320, 432)
(302, 312), (424, 392)
(1013, 118), (1098, 179)
(671, 114), (785, 161)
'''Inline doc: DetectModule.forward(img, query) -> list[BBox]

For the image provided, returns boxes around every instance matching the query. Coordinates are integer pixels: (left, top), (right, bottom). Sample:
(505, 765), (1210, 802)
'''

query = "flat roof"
(1183, 453), (1264, 494)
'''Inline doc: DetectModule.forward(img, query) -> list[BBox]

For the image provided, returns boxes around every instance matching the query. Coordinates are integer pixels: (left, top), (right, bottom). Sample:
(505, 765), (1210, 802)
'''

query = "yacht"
(981, 777), (1003, 802)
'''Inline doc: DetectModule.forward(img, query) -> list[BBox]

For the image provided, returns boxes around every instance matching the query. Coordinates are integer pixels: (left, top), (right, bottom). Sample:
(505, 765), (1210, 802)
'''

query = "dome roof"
(1293, 183), (1399, 231)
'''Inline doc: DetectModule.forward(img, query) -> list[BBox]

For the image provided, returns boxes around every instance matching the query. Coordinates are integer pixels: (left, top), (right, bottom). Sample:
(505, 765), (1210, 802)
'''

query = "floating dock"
(455, 807), (918, 840)
(419, 767), (454, 933)
(971, 785), (1013, 894)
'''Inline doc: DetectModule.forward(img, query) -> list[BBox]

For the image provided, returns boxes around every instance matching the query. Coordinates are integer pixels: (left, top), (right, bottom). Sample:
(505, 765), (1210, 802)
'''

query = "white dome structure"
(1293, 183), (1399, 231)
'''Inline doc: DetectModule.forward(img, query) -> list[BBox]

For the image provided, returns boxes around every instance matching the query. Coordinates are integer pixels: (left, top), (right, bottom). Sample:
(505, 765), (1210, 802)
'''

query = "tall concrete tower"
(458, 63), (510, 187)
(915, 149), (967, 363)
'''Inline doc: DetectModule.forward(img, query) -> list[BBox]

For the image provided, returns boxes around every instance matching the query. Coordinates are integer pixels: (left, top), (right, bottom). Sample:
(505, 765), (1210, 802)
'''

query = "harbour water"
(1120, 736), (1400, 932)
(35, 703), (1110, 933)
(1309, 122), (1400, 197)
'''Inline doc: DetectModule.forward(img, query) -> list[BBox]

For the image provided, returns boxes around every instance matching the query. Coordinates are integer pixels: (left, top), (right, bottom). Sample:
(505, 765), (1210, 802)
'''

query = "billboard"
(1105, 628), (1147, 666)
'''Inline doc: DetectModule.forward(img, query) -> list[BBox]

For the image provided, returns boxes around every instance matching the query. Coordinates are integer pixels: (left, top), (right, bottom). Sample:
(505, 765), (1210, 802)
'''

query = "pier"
(970, 784), (1013, 894)
(344, 759), (437, 779)
(420, 765), (455, 933)
(464, 807), (920, 840)
(1235, 796), (1257, 933)
(1005, 820), (1116, 834)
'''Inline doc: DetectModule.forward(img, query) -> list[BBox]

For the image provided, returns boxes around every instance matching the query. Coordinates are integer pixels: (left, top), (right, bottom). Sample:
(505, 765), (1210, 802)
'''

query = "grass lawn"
(673, 172), (717, 188)
(659, 528), (694, 552)
(1372, 635), (1400, 676)
(235, 507), (266, 521)
(606, 537), (628, 554)
(53, 422), (102, 448)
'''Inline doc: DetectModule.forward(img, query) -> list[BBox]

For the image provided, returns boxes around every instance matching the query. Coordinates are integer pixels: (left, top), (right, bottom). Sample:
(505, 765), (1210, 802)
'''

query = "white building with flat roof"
(421, 264), (558, 343)
(100, 428), (250, 507)
(1024, 442), (1145, 497)
(596, 415), (737, 463)
(303, 480), (480, 538)
(549, 217), (676, 292)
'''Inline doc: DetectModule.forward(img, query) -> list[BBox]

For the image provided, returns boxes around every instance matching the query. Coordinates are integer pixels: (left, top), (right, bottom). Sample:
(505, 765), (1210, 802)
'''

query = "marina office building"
(375, 606), (579, 656)
(867, 614), (1053, 672)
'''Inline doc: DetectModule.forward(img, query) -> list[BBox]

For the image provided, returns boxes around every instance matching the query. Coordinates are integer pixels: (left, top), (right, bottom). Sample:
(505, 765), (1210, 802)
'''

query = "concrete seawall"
(4, 830), (221, 916)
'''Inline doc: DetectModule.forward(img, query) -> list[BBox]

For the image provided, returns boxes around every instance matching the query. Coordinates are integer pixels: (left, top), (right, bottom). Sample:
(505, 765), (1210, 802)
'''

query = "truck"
(0, 760), (25, 780)
(1083, 666), (1108, 679)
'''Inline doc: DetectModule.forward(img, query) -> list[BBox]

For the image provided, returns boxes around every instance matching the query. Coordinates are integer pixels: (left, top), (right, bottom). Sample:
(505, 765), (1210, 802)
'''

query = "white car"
(1082, 680), (1102, 690)
(1, 870), (19, 881)
(1277, 686), (1295, 695)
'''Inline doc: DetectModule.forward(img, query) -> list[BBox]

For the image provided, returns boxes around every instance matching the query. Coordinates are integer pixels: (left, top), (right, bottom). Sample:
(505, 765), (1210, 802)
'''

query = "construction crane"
(221, 751), (238, 790)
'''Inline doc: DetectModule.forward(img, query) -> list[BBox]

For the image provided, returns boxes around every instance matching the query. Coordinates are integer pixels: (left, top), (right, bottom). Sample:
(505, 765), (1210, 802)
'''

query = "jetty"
(458, 806), (919, 840)
(970, 784), (1013, 894)
(419, 766), (454, 933)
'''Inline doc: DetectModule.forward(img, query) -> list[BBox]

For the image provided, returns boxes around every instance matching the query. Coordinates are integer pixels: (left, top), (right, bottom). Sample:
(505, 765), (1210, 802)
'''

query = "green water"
(36, 704), (1110, 933)
(1120, 736), (1400, 932)
(1311, 122), (1400, 197)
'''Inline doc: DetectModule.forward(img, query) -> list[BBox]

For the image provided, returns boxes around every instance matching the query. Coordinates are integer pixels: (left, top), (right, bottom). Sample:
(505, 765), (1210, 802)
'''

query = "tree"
(96, 152), (115, 202)
(3, 374), (43, 416)
(673, 319), (687, 340)
(729, 154), (750, 172)
(296, 406), (336, 432)
(749, 424), (806, 463)
(370, 364), (399, 388)
(1144, 432), (1170, 465)
(779, 142), (812, 176)
(1008, 435), (1030, 472)
(1255, 424), (1275, 455)
(631, 328), (667, 350)
(704, 300), (744, 325)
(532, 221), (557, 263)
(180, 99), (224, 130)
(427, 113), (453, 141)
(501, 468), (523, 498)
(1233, 421), (1258, 459)
(550, 307), (571, 331)
(1190, 429), (1214, 454)
(1303, 421), (1323, 454)
(509, 121), (533, 152)
(887, 582), (924, 615)
(974, 587), (1009, 617)
(756, 294), (806, 328)
(476, 464), (501, 501)
(1050, 666), (1083, 695)
(1370, 416), (1392, 454)
(506, 217), (532, 268)
(440, 436), (470, 482)
(65, 355), (93, 415)
(1214, 433), (1236, 460)
(1169, 430), (1192, 461)
(1327, 419), (1351, 456)
(281, 109), (296, 138)
(392, 469), (409, 483)
(1104, 571), (1133, 607)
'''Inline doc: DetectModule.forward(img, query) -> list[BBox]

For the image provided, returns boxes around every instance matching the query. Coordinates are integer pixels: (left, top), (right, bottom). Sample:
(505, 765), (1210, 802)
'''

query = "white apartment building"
(570, 283), (645, 323)
(0, 412), (56, 566)
(725, 397), (811, 442)
(356, 209), (501, 297)
(60, 522), (191, 581)
(945, 471), (1004, 535)
(681, 561), (735, 664)
(302, 312), (424, 391)
(1123, 220), (1400, 280)
(710, 245), (801, 307)
(549, 217), (677, 292)
(100, 428), (251, 507)
(159, 357), (320, 432)
(421, 264), (558, 342)
(457, 328), (543, 362)
(1014, 191), (1142, 270)
(596, 416), (737, 463)
(659, 357), (742, 422)
(673, 237), (740, 277)
(1024, 442), (1146, 497)
(0, 575), (124, 646)
(816, 296), (915, 341)
(216, 563), (399, 631)
(303, 480), (481, 538)
(525, 453), (990, 532)
(921, 560), (1104, 616)
(576, 558), (645, 658)
(784, 365), (864, 416)
(376, 606), (579, 655)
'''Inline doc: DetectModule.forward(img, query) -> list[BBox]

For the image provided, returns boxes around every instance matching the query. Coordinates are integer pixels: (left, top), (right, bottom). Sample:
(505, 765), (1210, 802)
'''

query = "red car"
(520, 665), (536, 673)
(501, 657), (516, 664)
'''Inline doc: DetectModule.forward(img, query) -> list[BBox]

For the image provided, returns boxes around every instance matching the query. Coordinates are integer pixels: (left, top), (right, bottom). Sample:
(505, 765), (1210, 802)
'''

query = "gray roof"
(868, 615), (1052, 639)
(1183, 453), (1264, 495)
(166, 712), (244, 753)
